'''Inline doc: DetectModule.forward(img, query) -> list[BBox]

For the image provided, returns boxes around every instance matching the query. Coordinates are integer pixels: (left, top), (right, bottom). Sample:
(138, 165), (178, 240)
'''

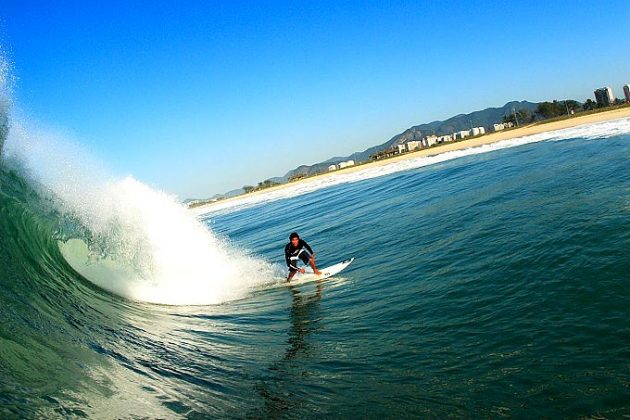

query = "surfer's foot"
(315, 270), (322, 275)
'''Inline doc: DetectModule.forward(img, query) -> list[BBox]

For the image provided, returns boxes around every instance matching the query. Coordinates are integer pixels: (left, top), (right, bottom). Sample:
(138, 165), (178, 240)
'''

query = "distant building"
(422, 135), (438, 147)
(328, 164), (337, 172)
(436, 134), (453, 144)
(624, 84), (630, 102)
(470, 127), (485, 136)
(594, 87), (615, 107)
(338, 160), (355, 169)
(493, 123), (505, 132)
(406, 140), (421, 152)
(454, 130), (470, 140)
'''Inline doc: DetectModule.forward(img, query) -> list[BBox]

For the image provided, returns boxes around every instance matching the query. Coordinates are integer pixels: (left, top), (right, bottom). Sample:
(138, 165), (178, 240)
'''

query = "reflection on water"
(255, 281), (324, 417)
(285, 282), (323, 360)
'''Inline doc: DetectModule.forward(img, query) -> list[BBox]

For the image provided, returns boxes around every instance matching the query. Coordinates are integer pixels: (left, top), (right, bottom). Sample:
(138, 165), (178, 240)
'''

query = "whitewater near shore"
(193, 106), (630, 215)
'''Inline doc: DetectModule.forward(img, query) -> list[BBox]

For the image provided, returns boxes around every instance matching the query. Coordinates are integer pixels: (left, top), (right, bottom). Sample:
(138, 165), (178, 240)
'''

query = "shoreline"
(193, 106), (630, 214)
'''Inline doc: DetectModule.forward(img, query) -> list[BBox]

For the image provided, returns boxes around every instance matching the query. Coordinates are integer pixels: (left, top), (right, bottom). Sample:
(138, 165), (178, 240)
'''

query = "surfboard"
(287, 257), (354, 286)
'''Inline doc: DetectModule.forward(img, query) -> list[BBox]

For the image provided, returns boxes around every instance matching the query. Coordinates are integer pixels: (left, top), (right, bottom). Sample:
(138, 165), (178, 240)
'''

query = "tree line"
(504, 98), (626, 125)
(243, 179), (281, 194)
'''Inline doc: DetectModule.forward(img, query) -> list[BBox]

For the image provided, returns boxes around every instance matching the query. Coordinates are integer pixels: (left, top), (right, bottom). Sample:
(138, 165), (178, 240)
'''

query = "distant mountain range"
(190, 100), (540, 203)
(280, 100), (540, 181)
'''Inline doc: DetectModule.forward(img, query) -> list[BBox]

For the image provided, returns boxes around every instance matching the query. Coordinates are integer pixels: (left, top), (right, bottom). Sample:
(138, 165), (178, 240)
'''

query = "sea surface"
(1, 119), (630, 418)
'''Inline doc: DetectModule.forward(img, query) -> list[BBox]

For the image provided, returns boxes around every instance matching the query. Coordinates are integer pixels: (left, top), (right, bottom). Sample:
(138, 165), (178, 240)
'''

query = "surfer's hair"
(289, 232), (299, 240)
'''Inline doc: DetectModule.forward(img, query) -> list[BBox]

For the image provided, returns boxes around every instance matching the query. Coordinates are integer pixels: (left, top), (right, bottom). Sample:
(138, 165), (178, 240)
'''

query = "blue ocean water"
(201, 132), (630, 417)
(1, 123), (630, 417)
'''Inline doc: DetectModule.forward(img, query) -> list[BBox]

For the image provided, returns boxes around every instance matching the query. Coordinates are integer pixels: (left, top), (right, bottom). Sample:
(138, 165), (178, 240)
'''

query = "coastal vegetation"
(288, 173), (307, 182)
(502, 108), (533, 125)
(243, 179), (281, 194)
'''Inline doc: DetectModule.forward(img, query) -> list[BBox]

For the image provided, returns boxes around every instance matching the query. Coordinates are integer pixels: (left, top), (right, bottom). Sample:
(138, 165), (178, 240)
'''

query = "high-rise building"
(624, 84), (630, 103)
(594, 87), (615, 107)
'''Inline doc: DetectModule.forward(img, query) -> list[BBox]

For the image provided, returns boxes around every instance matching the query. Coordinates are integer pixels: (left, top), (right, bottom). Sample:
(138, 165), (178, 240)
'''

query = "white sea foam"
(0, 52), (13, 154)
(194, 117), (630, 216)
(4, 121), (280, 305)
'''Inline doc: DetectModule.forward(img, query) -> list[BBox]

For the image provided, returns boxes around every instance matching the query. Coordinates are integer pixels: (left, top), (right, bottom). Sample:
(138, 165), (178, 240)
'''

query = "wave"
(0, 55), (10, 154)
(194, 117), (630, 216)
(0, 50), (283, 306)
(2, 120), (280, 306)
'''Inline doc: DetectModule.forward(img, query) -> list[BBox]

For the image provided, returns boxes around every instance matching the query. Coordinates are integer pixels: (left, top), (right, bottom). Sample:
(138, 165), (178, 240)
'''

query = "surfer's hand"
(299, 268), (306, 274)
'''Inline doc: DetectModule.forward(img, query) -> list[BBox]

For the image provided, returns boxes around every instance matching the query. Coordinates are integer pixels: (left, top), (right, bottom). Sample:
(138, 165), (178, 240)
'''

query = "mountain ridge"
(280, 100), (539, 180)
(191, 100), (540, 203)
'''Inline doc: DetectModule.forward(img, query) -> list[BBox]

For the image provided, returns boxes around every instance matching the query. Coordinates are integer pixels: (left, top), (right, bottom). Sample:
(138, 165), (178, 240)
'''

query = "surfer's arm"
(301, 240), (314, 255)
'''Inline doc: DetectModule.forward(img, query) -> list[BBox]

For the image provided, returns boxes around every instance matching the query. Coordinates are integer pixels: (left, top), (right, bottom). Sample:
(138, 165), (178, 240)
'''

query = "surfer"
(285, 232), (322, 281)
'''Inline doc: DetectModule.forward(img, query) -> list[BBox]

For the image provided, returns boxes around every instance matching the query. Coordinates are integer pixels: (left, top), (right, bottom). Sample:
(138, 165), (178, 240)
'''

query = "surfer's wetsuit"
(285, 239), (314, 273)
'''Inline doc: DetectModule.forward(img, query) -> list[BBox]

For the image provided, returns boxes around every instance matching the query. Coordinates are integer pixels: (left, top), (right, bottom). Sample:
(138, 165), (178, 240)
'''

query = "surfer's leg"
(309, 255), (322, 275)
(299, 250), (321, 275)
(287, 269), (297, 282)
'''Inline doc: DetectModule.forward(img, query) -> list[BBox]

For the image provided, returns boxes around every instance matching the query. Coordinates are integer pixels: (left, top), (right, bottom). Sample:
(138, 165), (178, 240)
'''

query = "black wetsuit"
(285, 239), (314, 272)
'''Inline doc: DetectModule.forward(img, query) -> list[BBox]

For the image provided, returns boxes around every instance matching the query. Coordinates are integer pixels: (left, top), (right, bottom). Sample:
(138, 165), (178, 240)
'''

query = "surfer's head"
(289, 232), (299, 245)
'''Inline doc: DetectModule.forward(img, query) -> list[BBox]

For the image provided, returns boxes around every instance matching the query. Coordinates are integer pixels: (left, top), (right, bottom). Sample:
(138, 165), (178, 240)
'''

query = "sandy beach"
(194, 106), (630, 213)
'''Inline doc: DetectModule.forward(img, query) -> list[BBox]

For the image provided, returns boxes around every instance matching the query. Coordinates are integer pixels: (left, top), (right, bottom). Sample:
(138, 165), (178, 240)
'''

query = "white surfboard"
(286, 257), (354, 286)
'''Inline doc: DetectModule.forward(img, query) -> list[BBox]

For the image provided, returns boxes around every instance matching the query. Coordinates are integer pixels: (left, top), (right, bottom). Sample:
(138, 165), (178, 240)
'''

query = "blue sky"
(2, 1), (629, 198)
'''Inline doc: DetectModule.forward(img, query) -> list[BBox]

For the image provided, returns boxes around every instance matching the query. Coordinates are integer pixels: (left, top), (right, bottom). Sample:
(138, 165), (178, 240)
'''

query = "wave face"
(0, 165), (258, 417)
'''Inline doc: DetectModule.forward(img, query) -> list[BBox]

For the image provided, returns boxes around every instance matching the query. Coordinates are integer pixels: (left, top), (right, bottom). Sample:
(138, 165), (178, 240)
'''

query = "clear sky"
(1, 1), (629, 198)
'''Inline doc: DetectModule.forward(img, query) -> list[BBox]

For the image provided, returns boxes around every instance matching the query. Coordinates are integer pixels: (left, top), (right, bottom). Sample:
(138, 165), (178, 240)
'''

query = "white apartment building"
(454, 130), (470, 140)
(423, 135), (438, 147)
(471, 127), (485, 136)
(406, 140), (421, 152)
(338, 160), (355, 169)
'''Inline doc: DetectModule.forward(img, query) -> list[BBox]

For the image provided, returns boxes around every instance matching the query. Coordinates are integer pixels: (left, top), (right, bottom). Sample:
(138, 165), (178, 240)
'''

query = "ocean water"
(1, 117), (630, 418)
